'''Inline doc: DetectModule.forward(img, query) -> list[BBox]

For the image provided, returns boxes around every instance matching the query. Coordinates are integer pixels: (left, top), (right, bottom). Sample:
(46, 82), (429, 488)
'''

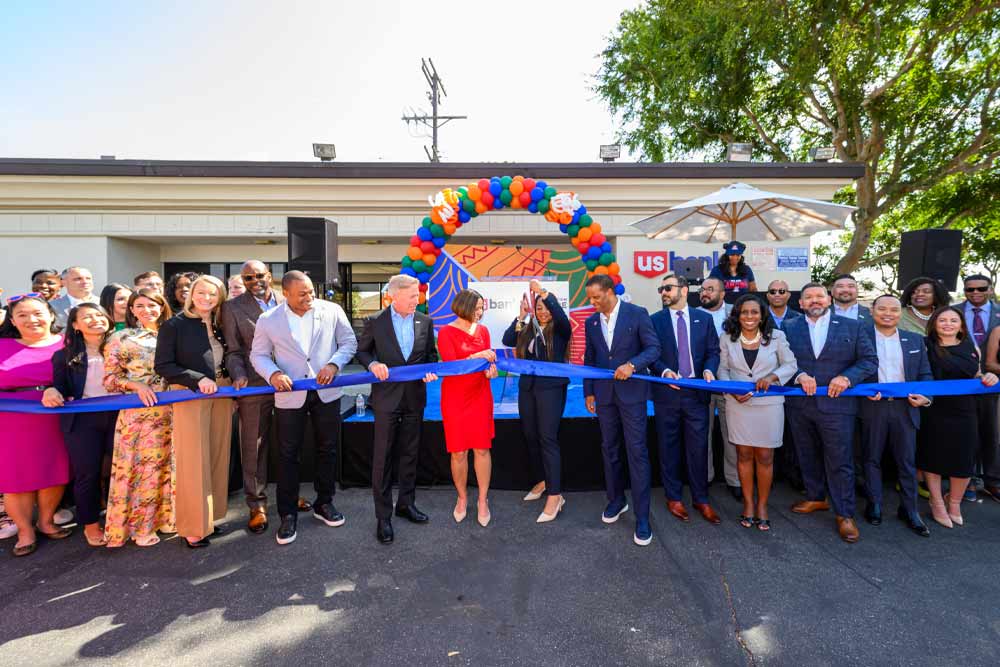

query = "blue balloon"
(586, 247), (602, 260)
(417, 271), (430, 283)
(536, 180), (547, 191)
(401, 267), (417, 277)
(530, 187), (544, 202)
(614, 284), (625, 295)
(601, 242), (613, 253)
(527, 202), (538, 213)
(493, 198), (503, 210)
(577, 205), (587, 216)
(490, 176), (501, 182)
(458, 210), (471, 223)
(432, 237), (446, 248)
(489, 181), (502, 196)
(571, 210), (582, 224)
(559, 224), (568, 233)
(417, 227), (433, 241)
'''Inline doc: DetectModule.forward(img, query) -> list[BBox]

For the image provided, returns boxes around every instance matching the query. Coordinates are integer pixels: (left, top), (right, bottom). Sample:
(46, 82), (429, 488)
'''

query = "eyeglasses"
(658, 285), (678, 293)
(6, 292), (41, 305)
(768, 289), (788, 295)
(965, 286), (990, 293)
(241, 272), (268, 282)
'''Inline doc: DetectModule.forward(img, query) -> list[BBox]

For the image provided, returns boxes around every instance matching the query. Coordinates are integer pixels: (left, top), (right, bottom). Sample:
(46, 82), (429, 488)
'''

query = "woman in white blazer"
(717, 294), (798, 531)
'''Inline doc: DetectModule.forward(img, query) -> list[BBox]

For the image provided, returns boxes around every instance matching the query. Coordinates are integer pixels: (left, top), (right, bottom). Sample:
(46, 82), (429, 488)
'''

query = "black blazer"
(154, 314), (229, 391)
(501, 292), (572, 390)
(51, 348), (117, 432)
(354, 307), (437, 412)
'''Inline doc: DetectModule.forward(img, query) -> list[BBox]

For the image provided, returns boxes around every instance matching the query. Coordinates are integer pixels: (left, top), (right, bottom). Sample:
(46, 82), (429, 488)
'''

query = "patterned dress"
(102, 327), (175, 546)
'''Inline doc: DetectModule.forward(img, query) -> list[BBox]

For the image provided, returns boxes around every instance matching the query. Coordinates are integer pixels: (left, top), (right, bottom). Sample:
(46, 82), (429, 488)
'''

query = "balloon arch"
(400, 175), (624, 312)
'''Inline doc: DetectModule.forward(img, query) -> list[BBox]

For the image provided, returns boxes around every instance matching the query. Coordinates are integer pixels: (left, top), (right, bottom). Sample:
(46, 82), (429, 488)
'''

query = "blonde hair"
(182, 274), (227, 325)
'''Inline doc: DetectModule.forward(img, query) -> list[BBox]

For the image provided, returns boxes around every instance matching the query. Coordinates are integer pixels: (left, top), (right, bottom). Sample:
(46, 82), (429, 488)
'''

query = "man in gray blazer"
(698, 277), (739, 499)
(220, 260), (285, 534)
(50, 266), (98, 329)
(251, 271), (358, 546)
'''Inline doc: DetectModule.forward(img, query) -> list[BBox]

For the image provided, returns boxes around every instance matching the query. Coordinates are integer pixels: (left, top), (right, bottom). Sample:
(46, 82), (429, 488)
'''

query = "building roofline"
(0, 158), (864, 180)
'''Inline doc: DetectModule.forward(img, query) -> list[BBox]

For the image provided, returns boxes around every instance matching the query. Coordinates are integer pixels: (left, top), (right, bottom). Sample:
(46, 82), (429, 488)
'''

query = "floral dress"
(102, 327), (175, 546)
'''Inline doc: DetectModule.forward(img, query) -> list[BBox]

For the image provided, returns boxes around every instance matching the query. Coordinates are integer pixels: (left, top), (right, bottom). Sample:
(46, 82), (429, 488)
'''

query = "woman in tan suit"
(717, 294), (797, 531)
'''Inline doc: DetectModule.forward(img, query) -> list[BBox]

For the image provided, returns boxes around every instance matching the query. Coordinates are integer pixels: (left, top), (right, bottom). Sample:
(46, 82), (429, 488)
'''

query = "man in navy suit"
(651, 274), (722, 524)
(859, 295), (932, 537)
(782, 283), (878, 543)
(583, 275), (661, 546)
(830, 274), (873, 324)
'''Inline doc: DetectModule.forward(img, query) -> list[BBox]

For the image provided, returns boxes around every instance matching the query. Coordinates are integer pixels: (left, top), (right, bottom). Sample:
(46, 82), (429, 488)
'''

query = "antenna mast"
(401, 58), (467, 162)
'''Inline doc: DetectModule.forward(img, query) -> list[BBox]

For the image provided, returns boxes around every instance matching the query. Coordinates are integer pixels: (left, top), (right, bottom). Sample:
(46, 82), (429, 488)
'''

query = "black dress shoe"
(897, 506), (930, 537)
(727, 485), (742, 501)
(276, 514), (297, 545)
(313, 503), (345, 527)
(184, 536), (211, 549)
(377, 519), (394, 544)
(865, 502), (882, 526)
(395, 505), (429, 523)
(212, 523), (229, 536)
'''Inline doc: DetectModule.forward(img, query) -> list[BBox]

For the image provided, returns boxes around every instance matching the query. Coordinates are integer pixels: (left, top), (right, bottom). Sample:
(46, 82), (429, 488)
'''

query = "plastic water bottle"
(355, 394), (366, 417)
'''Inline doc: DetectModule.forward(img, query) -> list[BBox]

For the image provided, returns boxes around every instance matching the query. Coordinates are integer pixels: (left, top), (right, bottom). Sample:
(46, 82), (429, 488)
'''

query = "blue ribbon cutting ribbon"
(1, 357), (995, 414)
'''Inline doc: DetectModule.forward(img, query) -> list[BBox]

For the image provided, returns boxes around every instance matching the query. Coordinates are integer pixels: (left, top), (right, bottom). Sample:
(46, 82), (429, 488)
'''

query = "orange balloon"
(570, 237), (580, 248)
(510, 197), (522, 209)
(577, 227), (593, 242)
(475, 201), (488, 214)
(512, 174), (524, 181)
(594, 265), (609, 275)
(559, 212), (572, 224)
(443, 224), (456, 235)
(607, 262), (620, 276)
(467, 185), (482, 201)
(418, 293), (427, 304)
(545, 210), (560, 223)
(509, 181), (524, 196)
(423, 253), (437, 266)
(407, 246), (423, 260)
(589, 222), (602, 235)
(431, 210), (446, 225)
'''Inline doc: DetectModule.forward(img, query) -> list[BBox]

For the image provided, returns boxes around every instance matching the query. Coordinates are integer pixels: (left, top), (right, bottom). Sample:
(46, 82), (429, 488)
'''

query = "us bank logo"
(633, 250), (721, 278)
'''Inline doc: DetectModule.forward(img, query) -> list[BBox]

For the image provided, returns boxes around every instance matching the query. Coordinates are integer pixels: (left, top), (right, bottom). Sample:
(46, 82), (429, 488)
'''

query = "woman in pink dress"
(0, 294), (71, 557)
(437, 289), (498, 527)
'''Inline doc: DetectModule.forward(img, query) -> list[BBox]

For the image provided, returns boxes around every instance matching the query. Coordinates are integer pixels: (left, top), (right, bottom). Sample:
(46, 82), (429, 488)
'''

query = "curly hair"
(900, 277), (950, 310)
(722, 294), (774, 345)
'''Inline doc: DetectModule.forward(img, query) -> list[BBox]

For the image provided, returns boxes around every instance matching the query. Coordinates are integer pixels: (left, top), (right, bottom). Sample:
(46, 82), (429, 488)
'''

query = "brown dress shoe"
(791, 500), (830, 514)
(693, 503), (722, 525)
(297, 498), (313, 513)
(837, 516), (860, 543)
(248, 508), (268, 534)
(667, 500), (690, 522)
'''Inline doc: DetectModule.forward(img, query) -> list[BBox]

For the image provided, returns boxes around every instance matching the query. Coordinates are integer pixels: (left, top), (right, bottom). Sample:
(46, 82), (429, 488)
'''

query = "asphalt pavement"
(2, 484), (1000, 666)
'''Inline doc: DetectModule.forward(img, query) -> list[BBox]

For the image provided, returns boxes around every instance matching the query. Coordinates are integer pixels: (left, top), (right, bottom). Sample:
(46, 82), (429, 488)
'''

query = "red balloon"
(578, 242), (590, 255)
(481, 191), (495, 206)
(432, 246), (442, 256)
(611, 274), (622, 285)
(518, 191), (532, 207)
(410, 235), (421, 246)
(590, 233), (606, 246)
(419, 283), (428, 292)
(477, 178), (490, 191)
(522, 178), (536, 191)
(420, 241), (435, 253)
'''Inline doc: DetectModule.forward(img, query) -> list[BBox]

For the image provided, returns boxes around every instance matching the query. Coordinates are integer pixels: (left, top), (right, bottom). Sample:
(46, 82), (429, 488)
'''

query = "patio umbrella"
(630, 182), (855, 242)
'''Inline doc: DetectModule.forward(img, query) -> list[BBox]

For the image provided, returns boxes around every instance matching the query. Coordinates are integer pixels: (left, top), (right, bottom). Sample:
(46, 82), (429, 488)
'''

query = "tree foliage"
(597, 0), (1000, 273)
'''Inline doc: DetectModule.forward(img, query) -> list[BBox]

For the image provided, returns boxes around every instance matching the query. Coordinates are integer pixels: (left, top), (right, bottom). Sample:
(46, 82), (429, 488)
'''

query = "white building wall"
(0, 235), (109, 295)
(106, 238), (161, 286)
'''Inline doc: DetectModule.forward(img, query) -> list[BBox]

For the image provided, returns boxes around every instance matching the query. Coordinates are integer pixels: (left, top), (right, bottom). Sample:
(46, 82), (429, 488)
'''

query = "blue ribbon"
(0, 357), (995, 415)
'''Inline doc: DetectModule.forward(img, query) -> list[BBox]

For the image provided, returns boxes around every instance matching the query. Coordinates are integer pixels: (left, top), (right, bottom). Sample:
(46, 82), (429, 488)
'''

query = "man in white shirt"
(859, 295), (932, 536)
(698, 277), (739, 499)
(50, 266), (97, 329)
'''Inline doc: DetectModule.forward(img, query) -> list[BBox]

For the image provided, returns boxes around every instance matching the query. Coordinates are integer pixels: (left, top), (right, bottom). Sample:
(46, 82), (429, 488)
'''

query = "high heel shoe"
(523, 484), (546, 501)
(536, 497), (566, 523)
(929, 499), (953, 528)
(477, 502), (491, 527)
(944, 494), (964, 526)
(453, 500), (467, 523)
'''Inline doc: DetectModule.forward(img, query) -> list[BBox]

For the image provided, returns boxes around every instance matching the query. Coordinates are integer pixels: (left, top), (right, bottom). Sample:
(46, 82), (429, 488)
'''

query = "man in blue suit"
(830, 274), (873, 324)
(859, 295), (932, 537)
(782, 283), (878, 543)
(583, 275), (661, 546)
(650, 274), (722, 524)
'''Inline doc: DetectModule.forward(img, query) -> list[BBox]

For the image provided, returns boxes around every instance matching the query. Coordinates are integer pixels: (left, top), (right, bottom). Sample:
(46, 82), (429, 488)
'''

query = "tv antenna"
(401, 58), (467, 162)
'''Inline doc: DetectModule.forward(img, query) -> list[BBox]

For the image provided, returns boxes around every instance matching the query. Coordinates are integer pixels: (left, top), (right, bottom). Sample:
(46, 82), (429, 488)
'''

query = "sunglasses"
(241, 272), (268, 282)
(658, 285), (678, 293)
(7, 292), (42, 306)
(768, 289), (788, 295)
(965, 286), (990, 293)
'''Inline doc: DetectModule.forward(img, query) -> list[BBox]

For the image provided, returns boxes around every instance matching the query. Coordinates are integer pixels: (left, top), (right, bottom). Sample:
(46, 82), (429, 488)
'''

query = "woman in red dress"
(437, 289), (498, 527)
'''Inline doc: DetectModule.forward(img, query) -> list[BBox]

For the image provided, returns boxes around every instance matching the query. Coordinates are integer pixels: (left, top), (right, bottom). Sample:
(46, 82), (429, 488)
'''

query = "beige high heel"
(523, 483), (546, 501)
(453, 499), (467, 523)
(944, 494), (963, 526)
(929, 499), (953, 528)
(477, 501), (491, 527)
(536, 497), (566, 523)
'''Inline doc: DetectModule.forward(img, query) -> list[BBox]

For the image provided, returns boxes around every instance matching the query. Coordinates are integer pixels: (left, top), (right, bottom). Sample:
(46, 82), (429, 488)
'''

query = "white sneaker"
(0, 520), (16, 540)
(54, 508), (74, 525)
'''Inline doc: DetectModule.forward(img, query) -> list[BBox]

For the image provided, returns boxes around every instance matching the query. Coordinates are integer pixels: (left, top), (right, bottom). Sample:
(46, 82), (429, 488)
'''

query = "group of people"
(1, 259), (999, 557)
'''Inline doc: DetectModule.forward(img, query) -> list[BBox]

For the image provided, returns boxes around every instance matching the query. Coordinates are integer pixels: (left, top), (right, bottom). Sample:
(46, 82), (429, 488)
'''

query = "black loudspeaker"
(287, 217), (339, 284)
(896, 229), (962, 292)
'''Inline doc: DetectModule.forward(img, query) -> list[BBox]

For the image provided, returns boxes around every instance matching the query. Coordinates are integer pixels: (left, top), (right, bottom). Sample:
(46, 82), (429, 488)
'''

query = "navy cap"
(724, 240), (747, 255)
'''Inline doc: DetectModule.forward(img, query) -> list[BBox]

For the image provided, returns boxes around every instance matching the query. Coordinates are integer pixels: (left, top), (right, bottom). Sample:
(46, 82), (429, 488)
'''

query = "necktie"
(676, 311), (693, 377)
(973, 307), (986, 347)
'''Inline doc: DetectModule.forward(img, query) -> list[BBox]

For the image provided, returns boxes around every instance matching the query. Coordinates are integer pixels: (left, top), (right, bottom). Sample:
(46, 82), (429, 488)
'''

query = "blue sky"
(0, 1), (643, 162)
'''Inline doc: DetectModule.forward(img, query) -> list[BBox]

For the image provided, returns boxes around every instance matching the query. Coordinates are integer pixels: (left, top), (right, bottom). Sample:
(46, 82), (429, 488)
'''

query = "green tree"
(597, 0), (1000, 273)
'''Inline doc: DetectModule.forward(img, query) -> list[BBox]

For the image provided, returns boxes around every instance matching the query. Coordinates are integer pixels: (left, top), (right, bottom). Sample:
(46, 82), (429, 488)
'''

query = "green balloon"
(401, 256), (413, 268)
(422, 217), (433, 228)
(537, 198), (550, 213)
(585, 259), (599, 271)
(599, 253), (614, 265)
(457, 186), (468, 196)
(430, 224), (444, 238)
(411, 259), (427, 273)
(500, 190), (513, 205)
(544, 186), (557, 198)
(470, 208), (479, 217)
(417, 303), (428, 313)
(578, 214), (593, 227)
(500, 175), (513, 188)
(462, 198), (475, 213)
(567, 224), (580, 237)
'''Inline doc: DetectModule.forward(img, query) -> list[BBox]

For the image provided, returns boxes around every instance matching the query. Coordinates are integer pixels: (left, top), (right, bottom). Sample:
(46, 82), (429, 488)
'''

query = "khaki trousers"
(172, 380), (233, 539)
